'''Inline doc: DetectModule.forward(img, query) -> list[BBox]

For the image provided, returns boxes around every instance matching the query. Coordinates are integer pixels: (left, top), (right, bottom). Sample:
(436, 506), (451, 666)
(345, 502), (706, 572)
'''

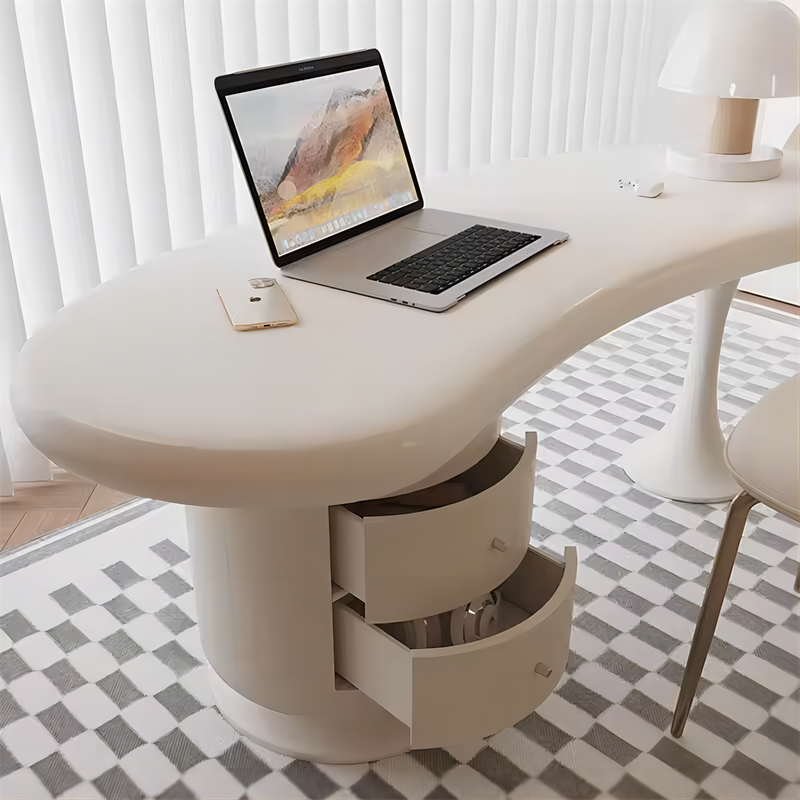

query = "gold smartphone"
(217, 279), (298, 331)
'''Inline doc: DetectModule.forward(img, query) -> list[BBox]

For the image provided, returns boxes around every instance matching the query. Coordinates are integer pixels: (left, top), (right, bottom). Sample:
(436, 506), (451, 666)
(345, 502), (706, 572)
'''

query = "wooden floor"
(736, 289), (800, 316)
(0, 468), (135, 554)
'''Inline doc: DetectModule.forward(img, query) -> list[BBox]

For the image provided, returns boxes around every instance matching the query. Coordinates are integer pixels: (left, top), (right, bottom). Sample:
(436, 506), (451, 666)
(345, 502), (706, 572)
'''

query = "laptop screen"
(223, 61), (420, 261)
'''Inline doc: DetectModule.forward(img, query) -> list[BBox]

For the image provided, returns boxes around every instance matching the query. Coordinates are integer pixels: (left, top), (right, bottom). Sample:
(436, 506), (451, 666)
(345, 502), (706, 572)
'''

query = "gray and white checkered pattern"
(1, 297), (798, 800)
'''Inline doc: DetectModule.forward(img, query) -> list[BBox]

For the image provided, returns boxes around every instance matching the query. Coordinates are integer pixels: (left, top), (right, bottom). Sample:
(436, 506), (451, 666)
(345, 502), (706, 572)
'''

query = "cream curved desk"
(12, 146), (799, 763)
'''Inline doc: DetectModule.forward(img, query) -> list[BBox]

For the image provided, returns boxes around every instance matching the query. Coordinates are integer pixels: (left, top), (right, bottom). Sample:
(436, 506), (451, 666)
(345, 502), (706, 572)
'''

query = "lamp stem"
(708, 98), (759, 155)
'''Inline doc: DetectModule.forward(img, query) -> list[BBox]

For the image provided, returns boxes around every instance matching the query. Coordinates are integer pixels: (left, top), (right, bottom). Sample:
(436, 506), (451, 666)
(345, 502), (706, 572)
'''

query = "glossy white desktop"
(12, 146), (799, 763)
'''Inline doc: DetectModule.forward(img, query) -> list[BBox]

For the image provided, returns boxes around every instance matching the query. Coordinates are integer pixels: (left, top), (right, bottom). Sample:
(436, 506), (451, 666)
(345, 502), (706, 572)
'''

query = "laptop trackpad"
(335, 226), (443, 258)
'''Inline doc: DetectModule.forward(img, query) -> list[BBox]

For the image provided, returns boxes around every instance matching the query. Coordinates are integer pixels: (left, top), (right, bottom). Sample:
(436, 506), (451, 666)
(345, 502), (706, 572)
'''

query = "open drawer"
(330, 432), (537, 623)
(333, 544), (577, 749)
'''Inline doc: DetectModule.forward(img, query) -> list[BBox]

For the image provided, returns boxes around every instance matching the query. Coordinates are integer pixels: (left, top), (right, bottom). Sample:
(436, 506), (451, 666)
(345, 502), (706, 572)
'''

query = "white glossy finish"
(187, 506), (334, 714)
(9, 145), (800, 762)
(188, 430), (558, 759)
(667, 143), (784, 182)
(188, 500), (420, 761)
(333, 546), (577, 749)
(658, 1), (800, 99)
(330, 433), (537, 623)
(207, 667), (412, 764)
(620, 282), (741, 503)
(11, 147), (799, 509)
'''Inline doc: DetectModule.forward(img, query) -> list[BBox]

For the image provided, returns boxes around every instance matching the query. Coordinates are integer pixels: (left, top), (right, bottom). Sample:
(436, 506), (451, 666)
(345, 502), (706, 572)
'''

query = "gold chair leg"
(672, 490), (759, 738)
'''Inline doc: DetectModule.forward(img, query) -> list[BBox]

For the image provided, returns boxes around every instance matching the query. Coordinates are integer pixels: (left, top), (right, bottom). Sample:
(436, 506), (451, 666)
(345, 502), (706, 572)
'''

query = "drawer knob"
(534, 662), (552, 678)
(491, 537), (508, 552)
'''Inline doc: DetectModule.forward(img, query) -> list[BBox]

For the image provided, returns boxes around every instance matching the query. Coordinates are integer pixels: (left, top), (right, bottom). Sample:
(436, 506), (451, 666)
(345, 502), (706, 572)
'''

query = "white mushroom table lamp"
(659, 0), (799, 181)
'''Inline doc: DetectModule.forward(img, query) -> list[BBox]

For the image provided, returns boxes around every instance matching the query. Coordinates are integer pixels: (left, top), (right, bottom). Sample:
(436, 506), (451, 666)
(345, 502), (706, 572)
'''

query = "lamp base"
(667, 143), (783, 182)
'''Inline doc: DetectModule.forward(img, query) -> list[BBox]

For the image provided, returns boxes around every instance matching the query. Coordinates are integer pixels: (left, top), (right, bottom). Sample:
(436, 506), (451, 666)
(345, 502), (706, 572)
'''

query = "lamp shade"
(659, 1), (800, 98)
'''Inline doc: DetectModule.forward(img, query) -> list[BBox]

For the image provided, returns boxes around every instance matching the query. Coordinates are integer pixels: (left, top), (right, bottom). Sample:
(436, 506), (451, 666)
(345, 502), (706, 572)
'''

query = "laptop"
(215, 49), (569, 313)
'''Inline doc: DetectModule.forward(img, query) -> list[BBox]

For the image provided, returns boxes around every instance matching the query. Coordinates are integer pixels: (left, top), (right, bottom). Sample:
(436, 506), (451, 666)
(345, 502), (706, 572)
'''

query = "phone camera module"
(249, 277), (275, 289)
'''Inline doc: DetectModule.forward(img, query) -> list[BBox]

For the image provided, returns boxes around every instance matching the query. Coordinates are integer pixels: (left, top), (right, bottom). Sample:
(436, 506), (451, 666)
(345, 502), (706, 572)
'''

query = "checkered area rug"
(1, 297), (798, 800)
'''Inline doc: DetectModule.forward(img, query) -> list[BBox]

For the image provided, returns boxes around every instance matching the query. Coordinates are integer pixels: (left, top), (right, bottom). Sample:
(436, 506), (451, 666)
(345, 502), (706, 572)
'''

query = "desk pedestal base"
(620, 282), (740, 503)
(187, 504), (417, 763)
(208, 667), (411, 764)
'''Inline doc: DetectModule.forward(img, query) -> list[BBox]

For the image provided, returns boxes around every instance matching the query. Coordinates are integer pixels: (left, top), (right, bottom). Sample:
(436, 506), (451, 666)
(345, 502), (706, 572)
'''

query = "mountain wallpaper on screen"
(263, 76), (415, 239)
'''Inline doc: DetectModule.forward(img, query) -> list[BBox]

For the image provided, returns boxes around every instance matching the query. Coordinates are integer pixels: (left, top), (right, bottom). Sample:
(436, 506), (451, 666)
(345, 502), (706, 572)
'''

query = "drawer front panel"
(408, 571), (573, 748)
(333, 546), (577, 748)
(331, 433), (537, 623)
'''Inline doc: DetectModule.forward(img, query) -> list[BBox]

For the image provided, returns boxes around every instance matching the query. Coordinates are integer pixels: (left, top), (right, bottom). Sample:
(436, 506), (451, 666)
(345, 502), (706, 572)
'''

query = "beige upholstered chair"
(672, 372), (799, 737)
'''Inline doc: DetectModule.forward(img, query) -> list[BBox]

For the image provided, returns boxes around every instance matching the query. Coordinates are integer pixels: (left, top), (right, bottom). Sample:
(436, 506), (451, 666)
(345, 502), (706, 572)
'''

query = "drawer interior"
(498, 547), (568, 629)
(340, 546), (567, 651)
(343, 436), (524, 518)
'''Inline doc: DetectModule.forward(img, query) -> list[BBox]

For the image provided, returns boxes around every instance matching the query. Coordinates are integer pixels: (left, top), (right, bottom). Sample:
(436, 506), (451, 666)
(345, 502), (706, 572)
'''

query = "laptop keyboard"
(366, 225), (541, 295)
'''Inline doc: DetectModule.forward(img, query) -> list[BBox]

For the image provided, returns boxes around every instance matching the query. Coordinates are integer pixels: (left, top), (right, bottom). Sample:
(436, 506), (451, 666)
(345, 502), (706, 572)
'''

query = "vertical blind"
(0, 0), (690, 481)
